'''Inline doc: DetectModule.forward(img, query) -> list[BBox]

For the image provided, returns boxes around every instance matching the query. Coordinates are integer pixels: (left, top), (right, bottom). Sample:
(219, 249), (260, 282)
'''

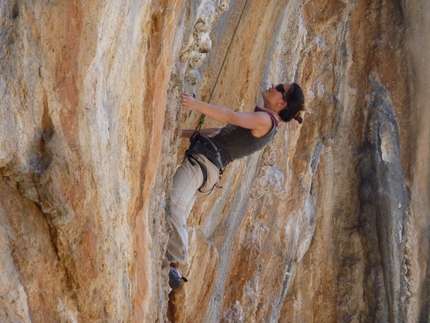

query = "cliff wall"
(0, 0), (428, 322)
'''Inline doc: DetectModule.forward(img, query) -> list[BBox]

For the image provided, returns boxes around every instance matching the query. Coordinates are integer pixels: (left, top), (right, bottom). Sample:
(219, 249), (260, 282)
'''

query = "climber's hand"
(181, 92), (198, 111)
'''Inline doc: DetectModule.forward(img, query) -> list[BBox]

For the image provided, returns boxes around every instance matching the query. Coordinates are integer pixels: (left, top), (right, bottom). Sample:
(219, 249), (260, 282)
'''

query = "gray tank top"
(210, 118), (277, 163)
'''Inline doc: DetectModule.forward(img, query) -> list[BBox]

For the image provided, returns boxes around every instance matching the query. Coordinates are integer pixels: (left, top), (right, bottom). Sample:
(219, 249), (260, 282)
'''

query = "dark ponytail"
(279, 83), (305, 124)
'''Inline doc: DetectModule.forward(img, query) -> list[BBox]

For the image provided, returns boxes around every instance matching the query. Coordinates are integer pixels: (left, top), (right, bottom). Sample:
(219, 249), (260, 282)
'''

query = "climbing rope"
(192, 0), (249, 132)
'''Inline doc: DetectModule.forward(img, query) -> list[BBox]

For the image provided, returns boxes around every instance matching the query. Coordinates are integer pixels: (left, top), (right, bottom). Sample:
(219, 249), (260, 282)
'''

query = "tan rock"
(0, 0), (428, 322)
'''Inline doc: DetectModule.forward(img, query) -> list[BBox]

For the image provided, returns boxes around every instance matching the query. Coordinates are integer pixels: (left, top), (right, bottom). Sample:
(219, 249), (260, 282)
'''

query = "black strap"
(186, 155), (208, 193)
(187, 132), (228, 172)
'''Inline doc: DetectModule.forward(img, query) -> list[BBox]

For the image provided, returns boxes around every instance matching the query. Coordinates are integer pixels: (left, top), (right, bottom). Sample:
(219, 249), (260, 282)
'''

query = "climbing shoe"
(169, 263), (188, 290)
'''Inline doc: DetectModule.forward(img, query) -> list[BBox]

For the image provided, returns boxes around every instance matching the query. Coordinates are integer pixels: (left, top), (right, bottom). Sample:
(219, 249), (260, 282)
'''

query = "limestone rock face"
(0, 0), (429, 322)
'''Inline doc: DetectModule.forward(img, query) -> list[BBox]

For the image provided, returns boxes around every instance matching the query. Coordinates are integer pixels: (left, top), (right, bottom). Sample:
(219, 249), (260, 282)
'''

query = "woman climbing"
(167, 82), (305, 290)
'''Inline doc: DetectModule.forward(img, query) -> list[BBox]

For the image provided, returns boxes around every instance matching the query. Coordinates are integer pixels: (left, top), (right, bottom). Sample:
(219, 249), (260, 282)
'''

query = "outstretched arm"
(181, 93), (272, 136)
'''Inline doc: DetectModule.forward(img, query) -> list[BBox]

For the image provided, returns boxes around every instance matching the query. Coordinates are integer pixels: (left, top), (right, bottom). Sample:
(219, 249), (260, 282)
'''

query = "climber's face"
(262, 83), (290, 110)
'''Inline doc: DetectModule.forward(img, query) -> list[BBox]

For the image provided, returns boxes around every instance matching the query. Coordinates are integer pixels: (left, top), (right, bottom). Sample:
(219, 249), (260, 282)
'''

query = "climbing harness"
(186, 132), (227, 170)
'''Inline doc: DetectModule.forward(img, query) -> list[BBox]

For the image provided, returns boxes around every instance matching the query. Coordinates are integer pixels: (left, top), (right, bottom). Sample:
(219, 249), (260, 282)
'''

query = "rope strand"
(193, 0), (249, 131)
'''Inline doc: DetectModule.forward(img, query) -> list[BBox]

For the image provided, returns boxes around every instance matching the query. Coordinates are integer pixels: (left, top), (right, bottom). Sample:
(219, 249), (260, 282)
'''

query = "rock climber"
(166, 82), (305, 290)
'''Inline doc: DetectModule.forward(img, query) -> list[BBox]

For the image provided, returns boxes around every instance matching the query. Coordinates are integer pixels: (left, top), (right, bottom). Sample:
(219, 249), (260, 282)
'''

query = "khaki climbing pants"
(166, 154), (220, 266)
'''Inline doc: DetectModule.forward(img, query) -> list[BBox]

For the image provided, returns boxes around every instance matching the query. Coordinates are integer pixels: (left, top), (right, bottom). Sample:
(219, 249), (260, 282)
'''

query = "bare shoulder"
(250, 111), (274, 138)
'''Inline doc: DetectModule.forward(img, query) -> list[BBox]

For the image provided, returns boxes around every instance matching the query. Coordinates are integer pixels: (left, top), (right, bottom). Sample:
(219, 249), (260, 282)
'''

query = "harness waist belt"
(186, 134), (229, 169)
(199, 136), (229, 167)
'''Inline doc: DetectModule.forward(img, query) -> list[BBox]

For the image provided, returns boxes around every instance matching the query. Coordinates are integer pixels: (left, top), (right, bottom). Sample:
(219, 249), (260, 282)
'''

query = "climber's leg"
(166, 157), (203, 266)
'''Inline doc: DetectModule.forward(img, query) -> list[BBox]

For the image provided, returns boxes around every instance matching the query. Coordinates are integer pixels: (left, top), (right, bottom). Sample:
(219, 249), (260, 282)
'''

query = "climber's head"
(263, 82), (305, 124)
(278, 82), (305, 124)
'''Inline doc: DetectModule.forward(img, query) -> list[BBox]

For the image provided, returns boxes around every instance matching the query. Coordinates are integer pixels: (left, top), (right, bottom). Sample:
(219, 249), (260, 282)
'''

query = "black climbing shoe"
(169, 263), (188, 290)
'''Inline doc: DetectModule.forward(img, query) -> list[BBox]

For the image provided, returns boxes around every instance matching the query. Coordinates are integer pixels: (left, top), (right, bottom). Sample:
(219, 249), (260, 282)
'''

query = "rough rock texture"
(0, 0), (428, 322)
